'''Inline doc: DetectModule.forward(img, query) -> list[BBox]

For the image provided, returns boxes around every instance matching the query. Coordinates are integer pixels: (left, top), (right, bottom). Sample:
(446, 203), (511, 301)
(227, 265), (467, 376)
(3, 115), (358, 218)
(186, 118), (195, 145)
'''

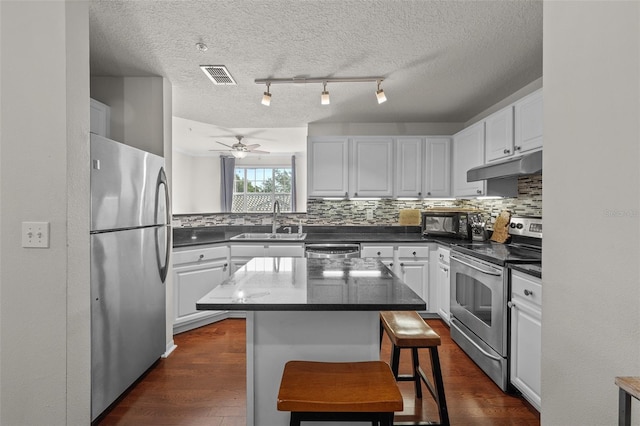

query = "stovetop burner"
(451, 216), (542, 266)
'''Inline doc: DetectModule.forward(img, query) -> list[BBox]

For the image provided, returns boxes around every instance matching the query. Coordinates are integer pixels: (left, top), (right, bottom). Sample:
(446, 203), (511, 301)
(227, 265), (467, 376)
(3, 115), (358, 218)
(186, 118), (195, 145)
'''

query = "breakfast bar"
(197, 257), (426, 426)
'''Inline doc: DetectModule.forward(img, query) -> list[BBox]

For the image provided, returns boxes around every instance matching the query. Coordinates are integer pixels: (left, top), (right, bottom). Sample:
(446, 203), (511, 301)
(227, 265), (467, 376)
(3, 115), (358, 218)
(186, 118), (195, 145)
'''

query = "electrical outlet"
(22, 222), (50, 248)
(366, 210), (374, 220)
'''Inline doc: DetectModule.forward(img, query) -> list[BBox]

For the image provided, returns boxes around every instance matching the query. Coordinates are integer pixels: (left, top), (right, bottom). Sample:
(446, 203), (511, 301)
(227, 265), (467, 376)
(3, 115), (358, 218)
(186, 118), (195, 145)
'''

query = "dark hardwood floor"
(96, 318), (539, 425)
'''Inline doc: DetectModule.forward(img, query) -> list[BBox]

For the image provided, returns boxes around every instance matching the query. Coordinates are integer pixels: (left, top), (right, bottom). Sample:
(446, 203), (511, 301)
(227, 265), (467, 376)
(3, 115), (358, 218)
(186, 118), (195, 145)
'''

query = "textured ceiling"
(89, 0), (542, 154)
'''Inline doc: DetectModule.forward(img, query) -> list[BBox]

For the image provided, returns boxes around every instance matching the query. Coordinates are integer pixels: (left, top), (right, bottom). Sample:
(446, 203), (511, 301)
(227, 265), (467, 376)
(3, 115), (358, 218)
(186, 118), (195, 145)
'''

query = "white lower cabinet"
(396, 246), (429, 313)
(510, 270), (542, 411)
(172, 244), (230, 334)
(361, 244), (395, 270)
(230, 243), (304, 273)
(435, 247), (451, 324)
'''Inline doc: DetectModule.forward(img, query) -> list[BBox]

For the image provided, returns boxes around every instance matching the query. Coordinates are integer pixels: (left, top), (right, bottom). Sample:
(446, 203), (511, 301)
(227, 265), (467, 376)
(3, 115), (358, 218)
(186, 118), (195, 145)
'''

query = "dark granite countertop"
(173, 225), (463, 248)
(196, 257), (426, 311)
(509, 263), (542, 279)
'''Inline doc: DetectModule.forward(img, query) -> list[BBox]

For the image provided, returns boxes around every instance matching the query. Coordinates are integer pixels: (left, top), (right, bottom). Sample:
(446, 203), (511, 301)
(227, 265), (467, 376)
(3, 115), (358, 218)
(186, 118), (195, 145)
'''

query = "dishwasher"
(305, 243), (361, 258)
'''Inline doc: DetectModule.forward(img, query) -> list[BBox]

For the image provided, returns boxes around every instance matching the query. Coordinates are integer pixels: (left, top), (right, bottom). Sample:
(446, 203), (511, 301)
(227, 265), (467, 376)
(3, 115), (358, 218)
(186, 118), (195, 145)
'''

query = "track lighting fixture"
(376, 80), (387, 104)
(261, 82), (271, 106)
(255, 76), (387, 106)
(321, 82), (330, 105)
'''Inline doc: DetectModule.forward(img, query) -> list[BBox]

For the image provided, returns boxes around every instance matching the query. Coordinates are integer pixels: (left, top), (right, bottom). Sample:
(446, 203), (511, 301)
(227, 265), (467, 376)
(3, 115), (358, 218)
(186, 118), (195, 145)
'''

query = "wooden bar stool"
(379, 311), (450, 426)
(277, 360), (403, 426)
(615, 376), (640, 425)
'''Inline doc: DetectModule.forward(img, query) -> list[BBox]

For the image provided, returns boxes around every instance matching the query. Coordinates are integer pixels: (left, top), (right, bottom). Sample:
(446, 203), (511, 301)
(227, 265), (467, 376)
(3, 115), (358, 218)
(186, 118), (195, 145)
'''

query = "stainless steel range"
(449, 216), (542, 391)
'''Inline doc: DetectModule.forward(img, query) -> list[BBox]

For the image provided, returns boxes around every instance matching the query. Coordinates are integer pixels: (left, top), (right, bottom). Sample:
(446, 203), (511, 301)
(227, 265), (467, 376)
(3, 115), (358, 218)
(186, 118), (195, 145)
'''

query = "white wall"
(0, 1), (90, 424)
(542, 2), (640, 425)
(172, 152), (308, 214)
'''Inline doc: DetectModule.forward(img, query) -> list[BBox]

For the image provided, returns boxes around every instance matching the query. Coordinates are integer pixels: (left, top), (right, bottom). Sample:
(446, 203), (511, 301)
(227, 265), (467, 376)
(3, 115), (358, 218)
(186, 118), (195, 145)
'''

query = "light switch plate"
(22, 222), (50, 248)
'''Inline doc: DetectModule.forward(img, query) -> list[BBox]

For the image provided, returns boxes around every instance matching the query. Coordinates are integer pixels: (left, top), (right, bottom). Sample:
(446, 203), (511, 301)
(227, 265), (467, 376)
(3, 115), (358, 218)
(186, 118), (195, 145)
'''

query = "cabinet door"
(452, 122), (485, 197)
(398, 261), (429, 311)
(395, 137), (423, 197)
(350, 137), (394, 197)
(424, 137), (451, 197)
(90, 98), (111, 138)
(510, 271), (542, 410)
(308, 137), (349, 197)
(266, 244), (304, 257)
(485, 106), (514, 162)
(436, 261), (450, 324)
(174, 259), (229, 319)
(514, 89), (543, 154)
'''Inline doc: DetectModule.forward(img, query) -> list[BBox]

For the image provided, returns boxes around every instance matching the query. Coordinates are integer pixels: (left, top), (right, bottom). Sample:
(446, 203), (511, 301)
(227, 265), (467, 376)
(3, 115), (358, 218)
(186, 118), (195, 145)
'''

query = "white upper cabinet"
(452, 122), (485, 197)
(350, 137), (394, 197)
(484, 106), (515, 163)
(90, 98), (111, 138)
(514, 89), (543, 154)
(395, 137), (423, 197)
(307, 137), (350, 197)
(424, 137), (451, 197)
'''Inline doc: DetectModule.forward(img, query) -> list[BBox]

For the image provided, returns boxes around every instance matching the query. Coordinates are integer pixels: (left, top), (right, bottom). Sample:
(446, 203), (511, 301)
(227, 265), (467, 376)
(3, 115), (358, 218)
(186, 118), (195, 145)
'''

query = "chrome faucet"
(272, 200), (280, 234)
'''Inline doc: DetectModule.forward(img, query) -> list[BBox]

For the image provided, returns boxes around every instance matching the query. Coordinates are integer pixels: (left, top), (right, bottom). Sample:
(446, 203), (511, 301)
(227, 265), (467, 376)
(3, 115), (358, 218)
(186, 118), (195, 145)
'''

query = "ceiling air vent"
(200, 65), (237, 85)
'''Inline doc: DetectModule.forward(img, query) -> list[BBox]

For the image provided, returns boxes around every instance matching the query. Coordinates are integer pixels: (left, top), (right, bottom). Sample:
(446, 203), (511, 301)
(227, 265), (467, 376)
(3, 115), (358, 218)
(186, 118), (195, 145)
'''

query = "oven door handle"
(451, 255), (502, 276)
(453, 321), (503, 361)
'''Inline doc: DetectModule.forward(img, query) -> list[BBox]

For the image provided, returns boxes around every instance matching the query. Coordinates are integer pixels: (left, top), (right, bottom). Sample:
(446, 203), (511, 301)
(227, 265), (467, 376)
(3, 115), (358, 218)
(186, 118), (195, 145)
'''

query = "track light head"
(321, 82), (330, 105)
(376, 80), (387, 104)
(261, 83), (271, 106)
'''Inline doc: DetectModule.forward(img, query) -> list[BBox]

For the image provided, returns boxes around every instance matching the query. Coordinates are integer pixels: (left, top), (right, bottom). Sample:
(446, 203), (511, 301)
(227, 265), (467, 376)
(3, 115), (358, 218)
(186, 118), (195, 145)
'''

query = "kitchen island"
(197, 257), (426, 426)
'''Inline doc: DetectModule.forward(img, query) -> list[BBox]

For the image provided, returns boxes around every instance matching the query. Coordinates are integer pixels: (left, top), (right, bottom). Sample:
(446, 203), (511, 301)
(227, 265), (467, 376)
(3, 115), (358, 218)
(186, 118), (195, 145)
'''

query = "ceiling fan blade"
(245, 144), (261, 150)
(250, 149), (270, 154)
(215, 141), (234, 148)
(208, 149), (232, 152)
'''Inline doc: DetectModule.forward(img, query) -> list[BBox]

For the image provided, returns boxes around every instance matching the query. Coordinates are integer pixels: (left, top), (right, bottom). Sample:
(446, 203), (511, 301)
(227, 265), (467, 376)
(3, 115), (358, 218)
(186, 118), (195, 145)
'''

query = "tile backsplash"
(173, 175), (542, 228)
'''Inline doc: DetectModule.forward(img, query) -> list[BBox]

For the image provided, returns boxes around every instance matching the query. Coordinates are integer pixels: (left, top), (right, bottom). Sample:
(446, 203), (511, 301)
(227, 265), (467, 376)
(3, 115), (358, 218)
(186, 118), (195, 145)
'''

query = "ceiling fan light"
(232, 150), (248, 159)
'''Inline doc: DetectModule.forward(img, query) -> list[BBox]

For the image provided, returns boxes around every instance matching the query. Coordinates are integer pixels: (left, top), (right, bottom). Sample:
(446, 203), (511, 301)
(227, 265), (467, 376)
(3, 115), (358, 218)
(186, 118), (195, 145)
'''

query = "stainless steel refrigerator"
(90, 134), (170, 421)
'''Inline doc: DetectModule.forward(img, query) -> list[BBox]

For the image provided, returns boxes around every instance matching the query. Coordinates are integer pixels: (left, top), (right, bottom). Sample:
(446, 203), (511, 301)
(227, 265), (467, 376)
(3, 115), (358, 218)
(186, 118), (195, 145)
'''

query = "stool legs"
(289, 412), (393, 425)
(619, 387), (632, 426)
(388, 343), (450, 426)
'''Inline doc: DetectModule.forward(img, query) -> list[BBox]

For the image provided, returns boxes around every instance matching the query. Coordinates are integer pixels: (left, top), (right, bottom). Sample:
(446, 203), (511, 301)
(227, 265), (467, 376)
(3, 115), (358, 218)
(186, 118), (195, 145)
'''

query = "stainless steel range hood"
(467, 150), (542, 182)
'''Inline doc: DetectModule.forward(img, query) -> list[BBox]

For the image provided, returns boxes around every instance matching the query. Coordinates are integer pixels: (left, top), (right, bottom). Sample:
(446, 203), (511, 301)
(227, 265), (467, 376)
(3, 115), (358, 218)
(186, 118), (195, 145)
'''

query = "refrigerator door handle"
(156, 167), (171, 283)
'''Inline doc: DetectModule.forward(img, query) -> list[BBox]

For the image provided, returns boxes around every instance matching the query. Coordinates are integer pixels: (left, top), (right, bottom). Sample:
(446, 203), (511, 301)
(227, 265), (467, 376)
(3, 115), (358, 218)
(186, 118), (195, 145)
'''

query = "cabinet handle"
(508, 301), (516, 309)
(503, 148), (511, 154)
(199, 254), (204, 259)
(524, 289), (533, 296)
(389, 263), (394, 267)
(515, 145), (521, 151)
(418, 192), (422, 197)
(354, 192), (358, 197)
(400, 262), (404, 267)
(427, 192), (431, 196)
(476, 189), (482, 194)
(345, 191), (348, 197)
(377, 251), (381, 256)
(444, 267), (449, 273)
(412, 251), (417, 256)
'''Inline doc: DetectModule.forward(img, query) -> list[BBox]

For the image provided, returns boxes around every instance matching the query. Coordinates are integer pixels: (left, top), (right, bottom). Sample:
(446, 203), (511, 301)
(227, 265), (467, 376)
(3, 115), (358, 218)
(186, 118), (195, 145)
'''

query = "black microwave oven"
(421, 211), (471, 240)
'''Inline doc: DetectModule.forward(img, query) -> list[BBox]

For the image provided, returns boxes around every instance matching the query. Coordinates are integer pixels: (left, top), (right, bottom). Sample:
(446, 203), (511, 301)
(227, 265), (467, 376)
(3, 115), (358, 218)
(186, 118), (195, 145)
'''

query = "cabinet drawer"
(436, 247), (450, 264)
(511, 271), (542, 306)
(173, 245), (228, 265)
(230, 244), (266, 257)
(397, 246), (429, 259)
(361, 246), (394, 258)
(268, 244), (304, 257)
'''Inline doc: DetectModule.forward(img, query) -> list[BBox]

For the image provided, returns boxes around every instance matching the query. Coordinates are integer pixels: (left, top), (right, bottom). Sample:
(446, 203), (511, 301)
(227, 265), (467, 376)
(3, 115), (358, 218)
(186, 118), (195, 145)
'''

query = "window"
(233, 167), (292, 212)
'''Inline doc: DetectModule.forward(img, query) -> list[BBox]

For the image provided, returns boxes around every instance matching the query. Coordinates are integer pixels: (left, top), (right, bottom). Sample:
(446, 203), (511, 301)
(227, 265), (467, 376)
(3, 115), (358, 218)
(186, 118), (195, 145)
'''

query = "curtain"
(220, 156), (235, 212)
(290, 155), (297, 212)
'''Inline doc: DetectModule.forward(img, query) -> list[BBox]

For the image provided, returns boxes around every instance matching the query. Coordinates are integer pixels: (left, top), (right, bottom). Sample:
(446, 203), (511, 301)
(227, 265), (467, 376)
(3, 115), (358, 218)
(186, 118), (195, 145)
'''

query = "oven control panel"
(508, 216), (542, 239)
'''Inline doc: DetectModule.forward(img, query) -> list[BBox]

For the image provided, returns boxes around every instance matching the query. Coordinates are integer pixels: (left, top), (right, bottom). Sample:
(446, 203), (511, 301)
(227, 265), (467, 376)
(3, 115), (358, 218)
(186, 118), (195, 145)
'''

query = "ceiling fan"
(209, 135), (270, 158)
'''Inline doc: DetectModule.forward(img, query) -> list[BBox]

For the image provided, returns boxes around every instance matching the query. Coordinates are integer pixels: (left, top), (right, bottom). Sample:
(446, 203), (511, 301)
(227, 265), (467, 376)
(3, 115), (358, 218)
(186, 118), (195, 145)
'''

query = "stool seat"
(380, 310), (441, 347)
(379, 311), (450, 426)
(278, 360), (403, 413)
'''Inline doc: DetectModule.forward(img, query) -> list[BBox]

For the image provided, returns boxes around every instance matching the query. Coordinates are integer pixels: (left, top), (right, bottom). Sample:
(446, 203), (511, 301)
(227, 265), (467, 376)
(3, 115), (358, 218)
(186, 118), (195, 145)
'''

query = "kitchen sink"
(230, 233), (307, 241)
